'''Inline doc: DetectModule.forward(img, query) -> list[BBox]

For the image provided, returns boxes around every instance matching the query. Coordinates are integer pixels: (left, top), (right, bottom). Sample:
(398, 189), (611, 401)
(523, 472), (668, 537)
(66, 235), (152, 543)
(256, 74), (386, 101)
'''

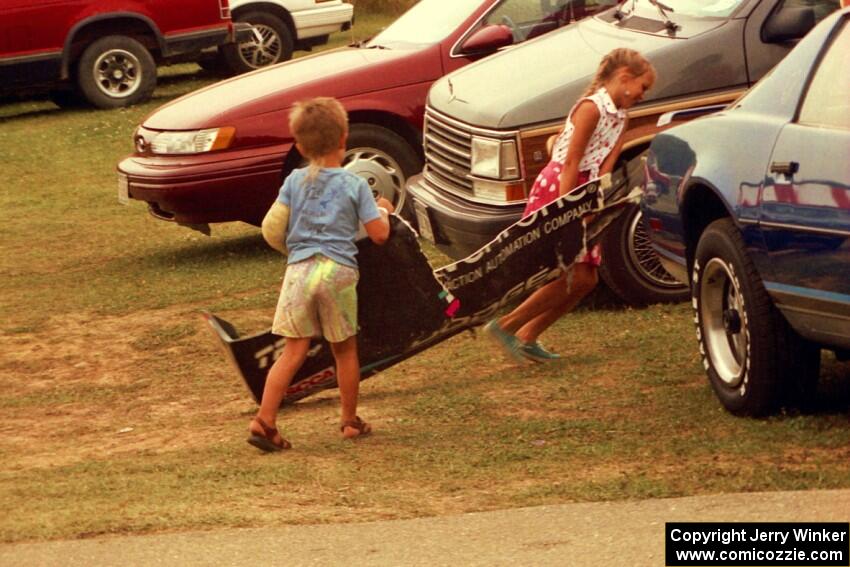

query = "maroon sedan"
(117, 0), (612, 232)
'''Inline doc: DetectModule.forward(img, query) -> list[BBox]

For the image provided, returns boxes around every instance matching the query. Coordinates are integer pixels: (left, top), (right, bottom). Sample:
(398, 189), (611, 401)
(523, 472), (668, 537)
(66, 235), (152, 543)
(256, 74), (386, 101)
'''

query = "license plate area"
(117, 173), (129, 205)
(413, 201), (435, 243)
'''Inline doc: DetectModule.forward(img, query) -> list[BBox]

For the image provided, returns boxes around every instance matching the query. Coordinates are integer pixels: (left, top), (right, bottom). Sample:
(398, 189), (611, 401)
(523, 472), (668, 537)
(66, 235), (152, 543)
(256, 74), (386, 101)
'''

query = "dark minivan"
(406, 0), (840, 306)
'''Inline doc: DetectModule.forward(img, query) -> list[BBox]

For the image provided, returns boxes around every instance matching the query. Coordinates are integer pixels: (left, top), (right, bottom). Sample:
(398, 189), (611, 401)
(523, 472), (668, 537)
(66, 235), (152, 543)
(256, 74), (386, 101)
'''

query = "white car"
(217, 0), (354, 73)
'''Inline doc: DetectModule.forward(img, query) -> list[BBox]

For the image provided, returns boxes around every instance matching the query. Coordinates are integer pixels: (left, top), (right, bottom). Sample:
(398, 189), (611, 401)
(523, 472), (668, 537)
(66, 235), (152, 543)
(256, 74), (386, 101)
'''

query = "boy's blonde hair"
(289, 97), (348, 160)
(582, 48), (655, 98)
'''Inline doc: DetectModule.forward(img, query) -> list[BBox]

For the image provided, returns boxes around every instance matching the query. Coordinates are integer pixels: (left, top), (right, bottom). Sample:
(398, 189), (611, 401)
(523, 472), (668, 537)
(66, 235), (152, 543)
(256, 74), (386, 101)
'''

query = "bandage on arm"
(261, 201), (290, 255)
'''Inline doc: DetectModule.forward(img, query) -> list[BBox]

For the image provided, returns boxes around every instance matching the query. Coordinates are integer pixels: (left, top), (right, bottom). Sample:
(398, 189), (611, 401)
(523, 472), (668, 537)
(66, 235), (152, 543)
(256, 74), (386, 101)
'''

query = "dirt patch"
(2, 299), (849, 544)
(0, 306), (249, 470)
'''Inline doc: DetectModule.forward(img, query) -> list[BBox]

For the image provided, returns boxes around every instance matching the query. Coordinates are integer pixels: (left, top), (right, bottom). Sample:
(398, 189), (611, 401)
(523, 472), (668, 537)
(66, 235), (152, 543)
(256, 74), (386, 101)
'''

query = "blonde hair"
(289, 97), (348, 178)
(582, 48), (655, 98)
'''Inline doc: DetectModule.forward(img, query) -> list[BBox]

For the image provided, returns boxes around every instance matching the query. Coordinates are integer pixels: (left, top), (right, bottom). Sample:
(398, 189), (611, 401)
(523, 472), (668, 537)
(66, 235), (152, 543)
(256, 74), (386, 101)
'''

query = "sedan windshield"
(631, 0), (745, 18)
(368, 0), (483, 47)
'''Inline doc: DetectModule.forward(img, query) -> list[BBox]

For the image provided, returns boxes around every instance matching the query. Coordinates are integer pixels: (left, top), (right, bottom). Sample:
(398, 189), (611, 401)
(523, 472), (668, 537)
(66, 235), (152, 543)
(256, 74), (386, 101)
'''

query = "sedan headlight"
(470, 136), (519, 180)
(150, 127), (235, 155)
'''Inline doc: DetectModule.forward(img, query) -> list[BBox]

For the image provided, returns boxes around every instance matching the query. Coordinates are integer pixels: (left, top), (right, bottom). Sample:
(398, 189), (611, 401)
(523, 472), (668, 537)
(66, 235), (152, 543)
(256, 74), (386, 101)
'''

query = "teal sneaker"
(483, 320), (524, 362)
(519, 341), (562, 363)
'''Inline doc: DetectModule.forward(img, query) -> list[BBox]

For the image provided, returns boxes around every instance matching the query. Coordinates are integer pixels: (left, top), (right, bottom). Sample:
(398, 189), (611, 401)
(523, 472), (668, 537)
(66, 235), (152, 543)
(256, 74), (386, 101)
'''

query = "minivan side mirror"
(762, 6), (815, 43)
(459, 24), (514, 54)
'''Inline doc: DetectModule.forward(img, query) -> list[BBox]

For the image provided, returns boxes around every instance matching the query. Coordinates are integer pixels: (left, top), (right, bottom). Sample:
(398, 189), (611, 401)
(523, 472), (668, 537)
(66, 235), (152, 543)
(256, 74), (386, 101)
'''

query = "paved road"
(2, 489), (849, 566)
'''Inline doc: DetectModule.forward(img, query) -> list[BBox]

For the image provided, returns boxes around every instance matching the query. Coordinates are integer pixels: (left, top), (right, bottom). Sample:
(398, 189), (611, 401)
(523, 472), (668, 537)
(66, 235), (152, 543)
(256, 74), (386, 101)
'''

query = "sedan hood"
(144, 45), (442, 130)
(430, 14), (738, 129)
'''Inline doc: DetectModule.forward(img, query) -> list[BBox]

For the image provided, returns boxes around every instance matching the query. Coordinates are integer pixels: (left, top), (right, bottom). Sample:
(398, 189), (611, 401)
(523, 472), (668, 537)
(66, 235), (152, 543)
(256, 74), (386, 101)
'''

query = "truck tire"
(598, 204), (689, 306)
(343, 124), (423, 219)
(223, 12), (294, 74)
(77, 36), (156, 109)
(692, 218), (820, 416)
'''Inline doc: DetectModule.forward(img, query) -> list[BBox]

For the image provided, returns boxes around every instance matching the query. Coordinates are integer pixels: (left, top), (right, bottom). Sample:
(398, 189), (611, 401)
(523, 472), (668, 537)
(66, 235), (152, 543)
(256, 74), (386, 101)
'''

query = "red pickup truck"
(0, 0), (250, 108)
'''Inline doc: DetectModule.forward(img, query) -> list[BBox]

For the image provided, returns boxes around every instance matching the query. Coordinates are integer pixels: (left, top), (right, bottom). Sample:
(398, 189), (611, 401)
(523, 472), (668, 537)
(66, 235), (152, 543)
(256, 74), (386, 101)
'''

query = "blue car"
(641, 7), (850, 416)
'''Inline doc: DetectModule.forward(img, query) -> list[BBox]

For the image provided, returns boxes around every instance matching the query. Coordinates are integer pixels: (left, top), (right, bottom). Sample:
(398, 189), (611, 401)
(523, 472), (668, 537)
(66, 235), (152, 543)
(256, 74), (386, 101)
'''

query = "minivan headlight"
(470, 136), (519, 180)
(150, 127), (235, 154)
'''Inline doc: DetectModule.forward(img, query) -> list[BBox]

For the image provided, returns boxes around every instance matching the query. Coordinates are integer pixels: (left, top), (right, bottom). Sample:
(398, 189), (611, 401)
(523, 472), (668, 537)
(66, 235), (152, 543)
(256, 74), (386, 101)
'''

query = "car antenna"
(647, 0), (680, 32)
(613, 0), (637, 21)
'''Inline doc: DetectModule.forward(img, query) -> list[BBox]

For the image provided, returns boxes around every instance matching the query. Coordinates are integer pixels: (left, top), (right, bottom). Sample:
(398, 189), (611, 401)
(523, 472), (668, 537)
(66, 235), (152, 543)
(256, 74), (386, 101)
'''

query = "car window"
(369, 0), (483, 46)
(483, 0), (618, 41)
(779, 0), (841, 24)
(632, 0), (746, 18)
(798, 19), (850, 129)
(485, 0), (549, 28)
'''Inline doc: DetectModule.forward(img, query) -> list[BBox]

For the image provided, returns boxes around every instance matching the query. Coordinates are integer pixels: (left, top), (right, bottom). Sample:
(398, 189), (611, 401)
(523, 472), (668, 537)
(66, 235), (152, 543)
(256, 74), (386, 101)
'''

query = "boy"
(248, 97), (394, 451)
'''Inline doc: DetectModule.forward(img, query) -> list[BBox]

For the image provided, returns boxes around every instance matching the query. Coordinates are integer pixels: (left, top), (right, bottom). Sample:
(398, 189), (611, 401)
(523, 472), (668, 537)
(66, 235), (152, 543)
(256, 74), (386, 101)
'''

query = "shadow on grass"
(0, 99), (60, 122)
(139, 232), (271, 268)
(287, 378), (434, 409)
(807, 357), (850, 415)
(0, 68), (210, 121)
(156, 69), (207, 84)
(232, 375), (442, 418)
(573, 280), (673, 312)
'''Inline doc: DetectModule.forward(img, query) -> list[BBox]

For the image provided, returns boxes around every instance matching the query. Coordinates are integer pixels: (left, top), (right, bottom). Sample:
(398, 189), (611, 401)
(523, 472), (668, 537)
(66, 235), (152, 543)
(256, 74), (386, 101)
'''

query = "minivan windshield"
(368, 0), (482, 47)
(630, 0), (745, 18)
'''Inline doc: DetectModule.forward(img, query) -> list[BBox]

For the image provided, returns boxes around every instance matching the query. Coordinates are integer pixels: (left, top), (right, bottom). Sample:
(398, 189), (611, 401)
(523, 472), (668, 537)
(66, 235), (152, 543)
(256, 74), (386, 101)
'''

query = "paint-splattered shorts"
(272, 255), (359, 343)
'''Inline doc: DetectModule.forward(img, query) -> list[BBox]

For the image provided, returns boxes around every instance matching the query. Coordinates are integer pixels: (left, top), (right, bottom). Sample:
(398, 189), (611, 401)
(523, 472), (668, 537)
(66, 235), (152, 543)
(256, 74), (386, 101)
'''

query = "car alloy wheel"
(699, 257), (748, 388)
(344, 147), (406, 210)
(692, 217), (820, 416)
(239, 23), (284, 68)
(342, 124), (423, 219)
(224, 12), (294, 74)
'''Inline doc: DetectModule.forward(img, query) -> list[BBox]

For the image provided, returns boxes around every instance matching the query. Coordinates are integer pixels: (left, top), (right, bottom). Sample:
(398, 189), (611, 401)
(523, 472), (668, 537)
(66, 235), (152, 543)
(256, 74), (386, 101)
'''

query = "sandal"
(340, 416), (372, 439)
(247, 416), (292, 452)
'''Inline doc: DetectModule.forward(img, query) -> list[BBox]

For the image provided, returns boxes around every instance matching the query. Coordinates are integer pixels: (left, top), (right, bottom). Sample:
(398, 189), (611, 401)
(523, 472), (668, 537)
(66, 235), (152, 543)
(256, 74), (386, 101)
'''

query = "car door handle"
(770, 161), (799, 176)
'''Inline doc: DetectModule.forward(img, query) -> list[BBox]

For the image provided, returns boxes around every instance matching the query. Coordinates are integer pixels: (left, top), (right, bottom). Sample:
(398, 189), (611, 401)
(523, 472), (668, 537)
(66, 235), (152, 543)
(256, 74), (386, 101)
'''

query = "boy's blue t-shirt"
(277, 167), (381, 268)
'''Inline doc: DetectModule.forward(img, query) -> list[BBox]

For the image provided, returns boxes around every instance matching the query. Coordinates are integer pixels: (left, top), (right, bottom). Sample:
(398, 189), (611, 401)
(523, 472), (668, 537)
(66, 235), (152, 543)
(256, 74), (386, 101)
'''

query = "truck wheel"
(597, 204), (689, 306)
(343, 124), (423, 219)
(692, 218), (820, 416)
(223, 12), (293, 74)
(77, 36), (156, 109)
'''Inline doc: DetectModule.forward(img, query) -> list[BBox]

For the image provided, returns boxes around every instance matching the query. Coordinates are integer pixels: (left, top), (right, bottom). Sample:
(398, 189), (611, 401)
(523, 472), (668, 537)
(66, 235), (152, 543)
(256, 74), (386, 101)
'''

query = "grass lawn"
(1, 9), (849, 545)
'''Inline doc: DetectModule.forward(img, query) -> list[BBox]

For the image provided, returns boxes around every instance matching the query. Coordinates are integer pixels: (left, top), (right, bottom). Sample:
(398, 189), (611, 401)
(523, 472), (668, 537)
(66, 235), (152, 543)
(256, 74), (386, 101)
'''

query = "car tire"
(692, 217), (820, 416)
(344, 124), (423, 219)
(223, 12), (294, 74)
(77, 36), (156, 109)
(597, 204), (689, 306)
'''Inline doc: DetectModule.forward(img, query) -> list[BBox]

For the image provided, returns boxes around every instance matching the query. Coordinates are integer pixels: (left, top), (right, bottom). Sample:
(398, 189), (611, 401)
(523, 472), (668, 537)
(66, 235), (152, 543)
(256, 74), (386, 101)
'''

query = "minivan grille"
(423, 109), (473, 194)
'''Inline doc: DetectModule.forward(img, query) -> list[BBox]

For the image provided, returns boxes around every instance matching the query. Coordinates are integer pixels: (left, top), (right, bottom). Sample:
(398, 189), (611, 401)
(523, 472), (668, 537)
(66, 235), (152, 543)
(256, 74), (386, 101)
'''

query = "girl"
(484, 48), (656, 362)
